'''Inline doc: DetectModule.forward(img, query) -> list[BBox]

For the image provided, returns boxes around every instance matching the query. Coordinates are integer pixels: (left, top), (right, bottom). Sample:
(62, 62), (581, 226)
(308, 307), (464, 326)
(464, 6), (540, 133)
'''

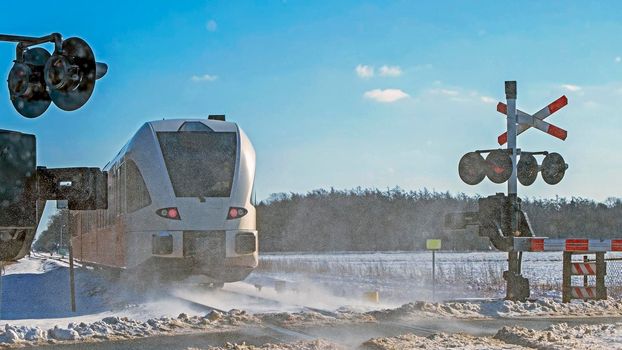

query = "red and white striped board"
(497, 95), (568, 145)
(514, 237), (622, 252)
(571, 262), (597, 275)
(570, 286), (597, 299)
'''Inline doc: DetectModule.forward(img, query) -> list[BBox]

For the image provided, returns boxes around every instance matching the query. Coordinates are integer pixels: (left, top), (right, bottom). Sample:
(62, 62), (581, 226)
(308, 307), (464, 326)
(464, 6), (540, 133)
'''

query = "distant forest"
(34, 187), (622, 253)
(257, 188), (622, 252)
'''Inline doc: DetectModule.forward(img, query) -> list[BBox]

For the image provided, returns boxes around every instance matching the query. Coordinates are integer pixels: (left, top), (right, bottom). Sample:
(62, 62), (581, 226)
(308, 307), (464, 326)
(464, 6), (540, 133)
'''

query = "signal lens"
(167, 208), (179, 219)
(156, 207), (181, 220)
(517, 153), (538, 186)
(8, 63), (32, 97)
(227, 207), (248, 220)
(541, 152), (567, 185)
(485, 150), (512, 184)
(458, 152), (486, 185)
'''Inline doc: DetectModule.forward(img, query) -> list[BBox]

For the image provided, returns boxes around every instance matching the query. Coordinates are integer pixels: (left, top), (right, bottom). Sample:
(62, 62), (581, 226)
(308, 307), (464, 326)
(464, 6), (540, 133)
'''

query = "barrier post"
(69, 242), (76, 312)
(596, 252), (607, 300)
(562, 252), (571, 303)
(426, 239), (441, 301)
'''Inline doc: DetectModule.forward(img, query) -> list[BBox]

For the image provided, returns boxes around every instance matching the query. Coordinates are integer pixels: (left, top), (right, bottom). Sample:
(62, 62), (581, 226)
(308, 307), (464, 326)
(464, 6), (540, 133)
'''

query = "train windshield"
(157, 131), (237, 197)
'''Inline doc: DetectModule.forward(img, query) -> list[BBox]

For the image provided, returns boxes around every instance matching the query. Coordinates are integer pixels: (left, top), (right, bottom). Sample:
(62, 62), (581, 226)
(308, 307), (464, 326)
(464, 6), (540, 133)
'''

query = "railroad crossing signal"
(2, 33), (107, 118)
(449, 81), (573, 301)
(458, 92), (569, 187)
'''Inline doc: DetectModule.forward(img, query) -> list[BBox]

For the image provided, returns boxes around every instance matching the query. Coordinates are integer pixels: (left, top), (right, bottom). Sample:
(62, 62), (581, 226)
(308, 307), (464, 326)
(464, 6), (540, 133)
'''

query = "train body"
(70, 118), (257, 283)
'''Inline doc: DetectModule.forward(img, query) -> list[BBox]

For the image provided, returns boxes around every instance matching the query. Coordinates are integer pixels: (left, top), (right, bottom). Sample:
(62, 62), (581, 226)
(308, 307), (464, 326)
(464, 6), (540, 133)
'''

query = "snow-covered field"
(254, 251), (622, 302)
(1, 252), (622, 348)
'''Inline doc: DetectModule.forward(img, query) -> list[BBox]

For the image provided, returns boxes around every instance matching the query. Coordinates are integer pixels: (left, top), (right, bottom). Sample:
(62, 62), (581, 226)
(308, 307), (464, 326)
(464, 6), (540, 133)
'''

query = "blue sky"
(1, 0), (622, 214)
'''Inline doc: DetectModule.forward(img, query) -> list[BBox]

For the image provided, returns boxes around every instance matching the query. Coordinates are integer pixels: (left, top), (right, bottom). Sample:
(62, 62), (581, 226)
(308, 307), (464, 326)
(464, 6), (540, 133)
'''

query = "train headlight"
(227, 207), (248, 220)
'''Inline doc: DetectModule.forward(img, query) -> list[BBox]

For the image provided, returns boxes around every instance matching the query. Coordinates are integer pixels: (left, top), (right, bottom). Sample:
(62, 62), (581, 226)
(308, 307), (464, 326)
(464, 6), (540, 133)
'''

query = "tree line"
(33, 211), (70, 253)
(256, 188), (622, 252)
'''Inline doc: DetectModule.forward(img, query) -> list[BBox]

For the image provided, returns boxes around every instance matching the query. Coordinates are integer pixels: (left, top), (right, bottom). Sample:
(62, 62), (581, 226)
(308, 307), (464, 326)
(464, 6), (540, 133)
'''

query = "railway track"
(220, 287), (340, 316)
(168, 291), (329, 343)
(170, 285), (441, 344)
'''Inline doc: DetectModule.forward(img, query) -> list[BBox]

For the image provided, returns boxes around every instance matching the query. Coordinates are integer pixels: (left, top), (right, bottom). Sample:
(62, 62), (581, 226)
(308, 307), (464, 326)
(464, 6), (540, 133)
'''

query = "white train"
(70, 117), (257, 285)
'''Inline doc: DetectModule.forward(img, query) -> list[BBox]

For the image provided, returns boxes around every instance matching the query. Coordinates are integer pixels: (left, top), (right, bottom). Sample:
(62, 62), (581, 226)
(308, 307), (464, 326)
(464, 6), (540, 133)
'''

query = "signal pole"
(505, 81), (522, 300)
(506, 81), (518, 199)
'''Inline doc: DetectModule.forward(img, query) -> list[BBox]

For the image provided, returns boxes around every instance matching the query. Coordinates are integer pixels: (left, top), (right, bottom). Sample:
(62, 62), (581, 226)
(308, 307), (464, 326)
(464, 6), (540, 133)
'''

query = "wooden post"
(583, 256), (588, 287)
(69, 242), (76, 312)
(596, 252), (607, 300)
(562, 252), (571, 303)
(432, 250), (436, 301)
(583, 255), (588, 301)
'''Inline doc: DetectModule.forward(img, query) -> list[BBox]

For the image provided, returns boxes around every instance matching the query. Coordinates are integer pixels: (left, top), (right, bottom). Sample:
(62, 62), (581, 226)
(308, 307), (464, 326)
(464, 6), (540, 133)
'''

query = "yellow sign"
(426, 239), (442, 250)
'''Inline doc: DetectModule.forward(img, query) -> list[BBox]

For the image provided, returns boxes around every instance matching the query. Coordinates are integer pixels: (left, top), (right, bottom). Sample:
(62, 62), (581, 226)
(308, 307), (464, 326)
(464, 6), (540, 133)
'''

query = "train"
(69, 116), (257, 286)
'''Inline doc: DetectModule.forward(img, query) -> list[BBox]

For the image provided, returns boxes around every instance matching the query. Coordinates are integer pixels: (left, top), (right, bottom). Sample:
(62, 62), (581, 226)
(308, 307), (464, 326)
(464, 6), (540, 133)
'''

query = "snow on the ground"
(141, 323), (622, 350)
(369, 298), (622, 320)
(4, 253), (622, 348)
(0, 255), (211, 330)
(0, 310), (260, 347)
(362, 332), (525, 350)
(493, 322), (622, 350)
(361, 323), (622, 350)
(188, 340), (345, 350)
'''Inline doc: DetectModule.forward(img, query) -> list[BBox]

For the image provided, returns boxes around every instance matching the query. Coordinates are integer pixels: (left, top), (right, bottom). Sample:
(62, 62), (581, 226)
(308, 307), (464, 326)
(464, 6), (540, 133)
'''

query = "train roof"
(146, 118), (238, 132)
(105, 118), (240, 169)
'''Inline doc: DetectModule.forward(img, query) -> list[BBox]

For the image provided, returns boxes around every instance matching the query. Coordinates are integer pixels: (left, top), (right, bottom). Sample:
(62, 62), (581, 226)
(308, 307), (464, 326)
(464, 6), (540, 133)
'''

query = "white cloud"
(480, 96), (496, 104)
(191, 74), (218, 82)
(426, 86), (497, 105)
(363, 89), (409, 103)
(414, 64), (433, 71)
(616, 56), (621, 63)
(429, 88), (459, 96)
(206, 20), (218, 32)
(355, 64), (374, 78)
(561, 84), (582, 92)
(379, 65), (402, 77)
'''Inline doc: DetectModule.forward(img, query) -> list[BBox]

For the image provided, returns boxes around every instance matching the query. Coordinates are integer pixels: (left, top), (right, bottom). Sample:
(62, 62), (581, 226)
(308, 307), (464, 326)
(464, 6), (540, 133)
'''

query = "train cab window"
(126, 160), (152, 212)
(157, 131), (237, 198)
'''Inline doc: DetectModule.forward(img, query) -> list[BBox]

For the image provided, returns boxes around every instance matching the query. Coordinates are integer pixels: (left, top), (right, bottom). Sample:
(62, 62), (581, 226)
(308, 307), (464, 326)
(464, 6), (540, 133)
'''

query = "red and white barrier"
(497, 95), (568, 145)
(514, 237), (622, 252)
(571, 286), (598, 299)
(571, 262), (596, 275)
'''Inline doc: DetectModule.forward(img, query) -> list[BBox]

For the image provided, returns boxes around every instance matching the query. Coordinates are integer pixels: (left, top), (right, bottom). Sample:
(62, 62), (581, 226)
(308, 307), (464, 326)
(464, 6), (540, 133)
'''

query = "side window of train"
(118, 162), (127, 215)
(108, 169), (116, 224)
(126, 159), (152, 213)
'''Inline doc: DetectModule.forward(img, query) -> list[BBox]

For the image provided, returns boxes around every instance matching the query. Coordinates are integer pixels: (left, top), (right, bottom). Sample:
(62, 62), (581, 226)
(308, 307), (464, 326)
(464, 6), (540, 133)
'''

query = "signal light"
(227, 207), (248, 220)
(517, 153), (538, 186)
(485, 150), (512, 184)
(541, 152), (567, 185)
(44, 37), (104, 111)
(458, 149), (567, 186)
(8, 48), (51, 118)
(458, 152), (486, 185)
(156, 207), (181, 220)
(4, 34), (107, 118)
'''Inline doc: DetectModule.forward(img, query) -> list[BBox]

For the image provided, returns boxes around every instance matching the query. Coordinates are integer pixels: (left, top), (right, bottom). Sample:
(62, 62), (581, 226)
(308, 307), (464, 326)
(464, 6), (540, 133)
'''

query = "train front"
(128, 118), (257, 283)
